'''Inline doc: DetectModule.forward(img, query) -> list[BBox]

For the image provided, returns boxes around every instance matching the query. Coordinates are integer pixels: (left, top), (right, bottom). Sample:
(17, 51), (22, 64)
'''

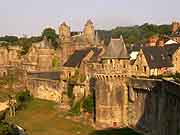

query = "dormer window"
(143, 66), (147, 72)
(136, 65), (139, 71)
(150, 55), (154, 61)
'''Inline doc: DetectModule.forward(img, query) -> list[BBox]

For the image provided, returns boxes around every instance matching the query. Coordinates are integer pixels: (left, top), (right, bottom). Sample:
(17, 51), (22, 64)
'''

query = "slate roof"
(63, 49), (91, 67)
(28, 72), (60, 80)
(89, 48), (103, 62)
(63, 47), (103, 68)
(103, 36), (129, 59)
(142, 46), (173, 69)
(165, 44), (180, 55)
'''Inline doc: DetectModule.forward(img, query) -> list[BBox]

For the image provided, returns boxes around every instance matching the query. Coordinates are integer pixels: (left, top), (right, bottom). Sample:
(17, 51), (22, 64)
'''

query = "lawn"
(7, 99), (143, 135)
(9, 99), (94, 135)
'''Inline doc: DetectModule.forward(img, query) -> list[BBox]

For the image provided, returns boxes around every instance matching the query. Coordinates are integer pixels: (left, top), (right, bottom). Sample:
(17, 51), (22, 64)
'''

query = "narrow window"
(143, 66), (147, 72)
(136, 65), (139, 71)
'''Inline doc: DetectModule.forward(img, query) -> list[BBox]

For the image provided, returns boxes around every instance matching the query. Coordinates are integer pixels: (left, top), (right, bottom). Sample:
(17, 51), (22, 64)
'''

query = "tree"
(42, 28), (58, 49)
(82, 96), (94, 113)
(0, 36), (18, 43)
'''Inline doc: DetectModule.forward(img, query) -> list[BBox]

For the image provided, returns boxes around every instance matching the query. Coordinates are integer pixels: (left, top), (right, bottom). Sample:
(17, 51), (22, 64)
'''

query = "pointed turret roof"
(103, 35), (129, 59)
(86, 19), (93, 25)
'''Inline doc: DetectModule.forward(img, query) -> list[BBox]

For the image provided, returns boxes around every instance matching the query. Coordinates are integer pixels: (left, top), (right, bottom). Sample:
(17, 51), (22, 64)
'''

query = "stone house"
(131, 46), (173, 77)
(165, 44), (180, 72)
(62, 47), (103, 100)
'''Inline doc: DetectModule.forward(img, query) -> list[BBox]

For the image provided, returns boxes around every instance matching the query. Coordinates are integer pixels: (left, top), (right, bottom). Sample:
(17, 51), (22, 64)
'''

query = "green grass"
(7, 99), (142, 135)
(9, 99), (94, 135)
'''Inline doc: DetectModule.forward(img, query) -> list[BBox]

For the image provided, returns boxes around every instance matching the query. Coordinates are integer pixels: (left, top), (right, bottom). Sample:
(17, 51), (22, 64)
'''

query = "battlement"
(94, 63), (130, 77)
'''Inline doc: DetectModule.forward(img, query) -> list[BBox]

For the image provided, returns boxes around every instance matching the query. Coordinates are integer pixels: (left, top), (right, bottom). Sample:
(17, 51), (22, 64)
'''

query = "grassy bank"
(6, 98), (143, 135)
(9, 99), (93, 135)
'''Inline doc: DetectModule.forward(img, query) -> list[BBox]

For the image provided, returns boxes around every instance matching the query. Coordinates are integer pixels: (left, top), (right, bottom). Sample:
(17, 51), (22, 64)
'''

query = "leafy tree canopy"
(42, 28), (58, 49)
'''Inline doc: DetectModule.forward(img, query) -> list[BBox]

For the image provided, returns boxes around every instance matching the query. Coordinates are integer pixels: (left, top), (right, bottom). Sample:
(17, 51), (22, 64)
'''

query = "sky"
(0, 0), (179, 36)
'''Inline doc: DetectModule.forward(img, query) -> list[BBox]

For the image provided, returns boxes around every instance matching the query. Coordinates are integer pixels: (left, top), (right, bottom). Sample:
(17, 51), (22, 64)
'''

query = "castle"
(0, 20), (180, 135)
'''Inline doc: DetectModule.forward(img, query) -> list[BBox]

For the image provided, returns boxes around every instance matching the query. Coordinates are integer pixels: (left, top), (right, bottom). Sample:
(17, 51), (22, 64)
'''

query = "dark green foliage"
(16, 37), (32, 55)
(67, 82), (74, 98)
(174, 72), (180, 79)
(0, 36), (18, 43)
(30, 36), (42, 43)
(82, 96), (94, 113)
(0, 122), (17, 135)
(96, 30), (112, 45)
(42, 28), (58, 49)
(15, 90), (32, 110)
(69, 101), (81, 116)
(0, 111), (18, 135)
(97, 23), (170, 46)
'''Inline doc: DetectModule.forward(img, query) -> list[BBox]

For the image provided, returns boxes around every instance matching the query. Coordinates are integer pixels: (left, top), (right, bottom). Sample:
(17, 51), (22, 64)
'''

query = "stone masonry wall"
(95, 76), (128, 128)
(26, 78), (63, 103)
(128, 78), (180, 135)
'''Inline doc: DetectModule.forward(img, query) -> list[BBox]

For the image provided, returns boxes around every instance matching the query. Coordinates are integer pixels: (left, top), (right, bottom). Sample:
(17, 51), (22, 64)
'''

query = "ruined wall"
(26, 78), (63, 103)
(95, 76), (128, 128)
(129, 78), (180, 135)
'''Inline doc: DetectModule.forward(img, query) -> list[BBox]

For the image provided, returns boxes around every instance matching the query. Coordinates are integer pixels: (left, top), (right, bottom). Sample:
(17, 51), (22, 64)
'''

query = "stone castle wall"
(128, 78), (180, 135)
(26, 78), (63, 102)
(95, 76), (180, 135)
(95, 76), (128, 128)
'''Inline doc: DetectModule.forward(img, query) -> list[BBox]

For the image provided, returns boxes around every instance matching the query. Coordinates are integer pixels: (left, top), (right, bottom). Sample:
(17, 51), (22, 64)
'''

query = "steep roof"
(142, 46), (173, 69)
(63, 49), (91, 68)
(165, 44), (180, 55)
(63, 47), (103, 68)
(103, 36), (129, 59)
(89, 48), (103, 62)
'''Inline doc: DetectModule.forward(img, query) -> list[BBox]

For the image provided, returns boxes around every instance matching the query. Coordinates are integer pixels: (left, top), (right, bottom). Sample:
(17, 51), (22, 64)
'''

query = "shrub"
(82, 96), (94, 113)
(0, 121), (18, 135)
(69, 101), (81, 116)
(15, 90), (32, 110)
(67, 82), (74, 98)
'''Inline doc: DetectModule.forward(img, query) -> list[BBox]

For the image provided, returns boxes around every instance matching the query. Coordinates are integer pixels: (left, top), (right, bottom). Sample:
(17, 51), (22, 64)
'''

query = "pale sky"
(0, 0), (179, 36)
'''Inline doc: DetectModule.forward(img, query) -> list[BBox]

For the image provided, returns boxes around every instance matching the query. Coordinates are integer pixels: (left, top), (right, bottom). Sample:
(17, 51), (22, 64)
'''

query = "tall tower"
(94, 36), (130, 128)
(59, 22), (71, 44)
(83, 20), (95, 44)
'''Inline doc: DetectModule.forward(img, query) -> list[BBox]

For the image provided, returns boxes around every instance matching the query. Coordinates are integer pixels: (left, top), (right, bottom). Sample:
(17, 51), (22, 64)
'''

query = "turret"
(59, 22), (71, 44)
(83, 20), (95, 44)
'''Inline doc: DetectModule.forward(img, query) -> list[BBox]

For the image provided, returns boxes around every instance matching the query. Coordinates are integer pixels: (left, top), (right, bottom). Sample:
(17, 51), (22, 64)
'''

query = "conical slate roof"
(103, 35), (129, 59)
